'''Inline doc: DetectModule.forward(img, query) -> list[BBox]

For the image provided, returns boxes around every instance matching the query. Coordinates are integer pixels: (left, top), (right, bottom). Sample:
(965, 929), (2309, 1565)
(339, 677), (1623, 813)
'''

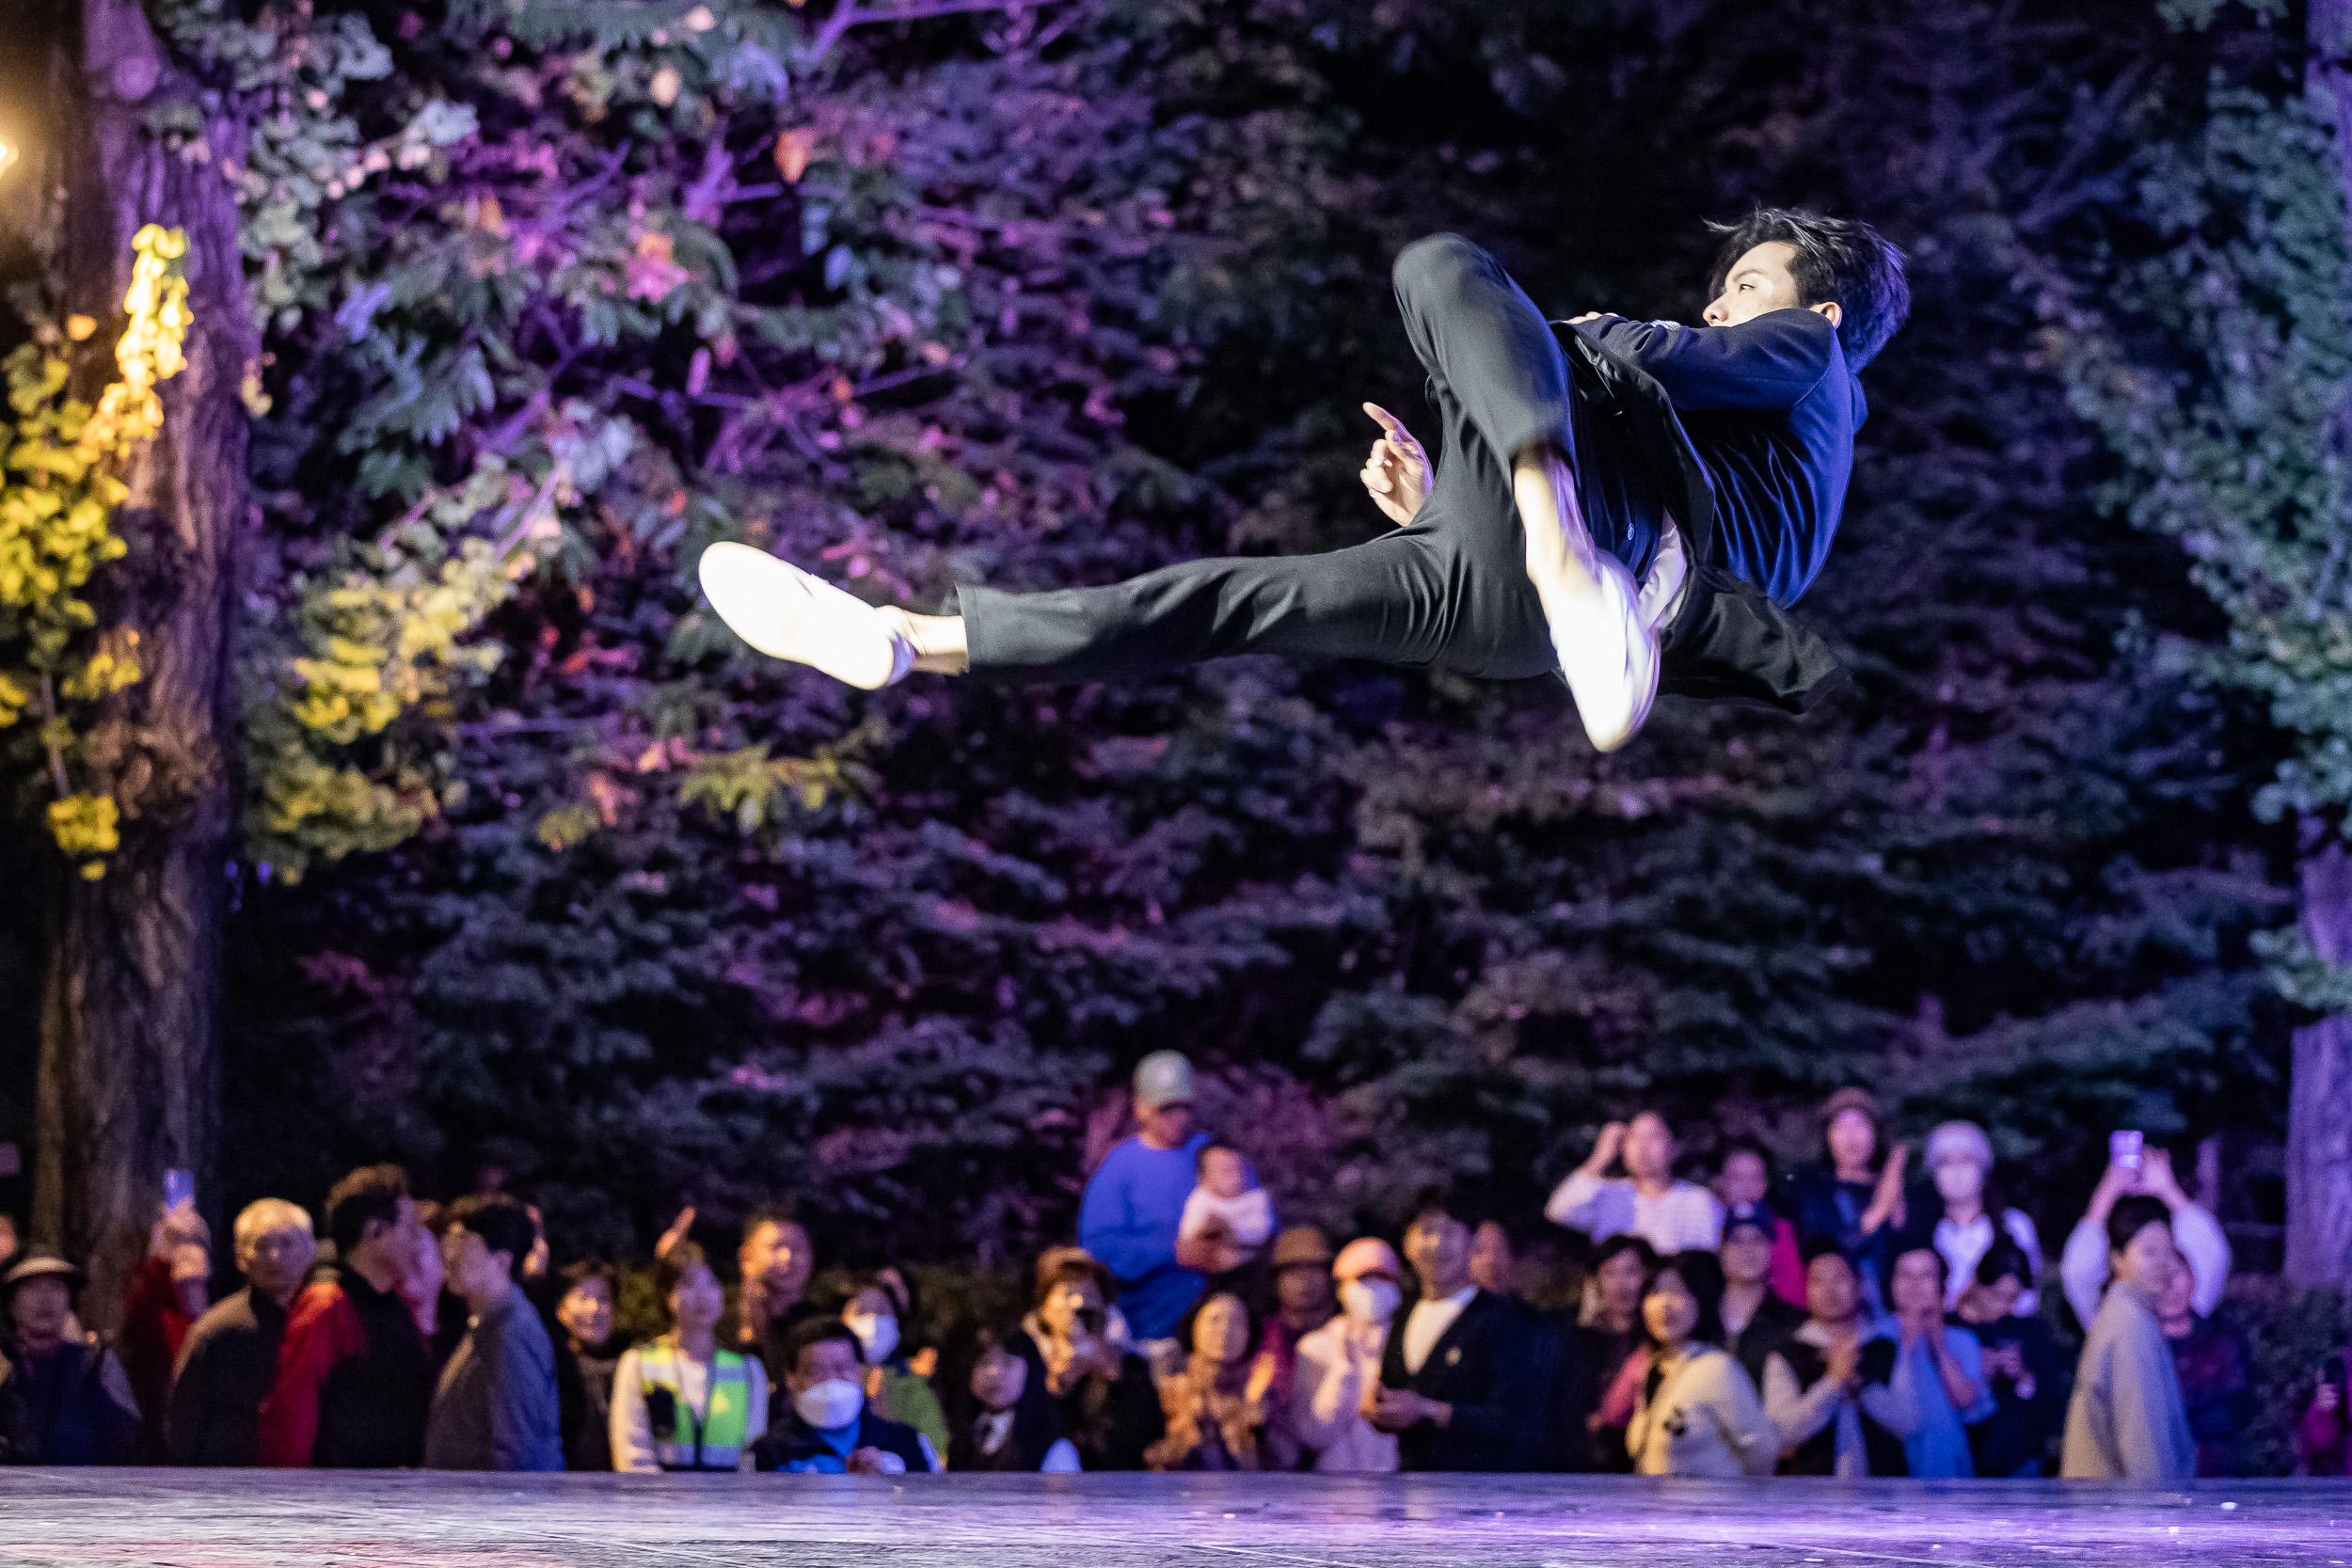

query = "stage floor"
(1, 1471), (2347, 1566)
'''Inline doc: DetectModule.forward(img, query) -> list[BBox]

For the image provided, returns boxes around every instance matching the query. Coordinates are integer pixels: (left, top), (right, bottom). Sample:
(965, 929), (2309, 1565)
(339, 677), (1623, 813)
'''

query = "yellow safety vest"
(636, 1338), (755, 1472)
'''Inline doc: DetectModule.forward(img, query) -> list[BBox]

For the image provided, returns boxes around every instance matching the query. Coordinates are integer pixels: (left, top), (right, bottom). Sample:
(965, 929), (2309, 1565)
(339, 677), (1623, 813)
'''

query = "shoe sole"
(697, 542), (901, 689)
(1540, 551), (1659, 753)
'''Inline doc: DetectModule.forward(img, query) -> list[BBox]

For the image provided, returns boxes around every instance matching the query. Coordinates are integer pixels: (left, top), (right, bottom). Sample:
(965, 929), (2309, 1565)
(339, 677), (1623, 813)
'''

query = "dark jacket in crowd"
(1957, 1310), (2070, 1479)
(167, 1286), (289, 1465)
(1012, 1329), (1163, 1472)
(2, 1338), (140, 1465)
(1377, 1289), (1551, 1472)
(2170, 1311), (2259, 1479)
(1775, 1333), (1908, 1477)
(558, 1339), (619, 1472)
(1727, 1292), (1807, 1393)
(259, 1262), (434, 1467)
(754, 1406), (935, 1473)
(422, 1291), (564, 1471)
(1782, 1164), (1910, 1311)
(949, 1394), (1070, 1473)
(1578, 1323), (1644, 1474)
(119, 1257), (200, 1463)
(1538, 1316), (1605, 1472)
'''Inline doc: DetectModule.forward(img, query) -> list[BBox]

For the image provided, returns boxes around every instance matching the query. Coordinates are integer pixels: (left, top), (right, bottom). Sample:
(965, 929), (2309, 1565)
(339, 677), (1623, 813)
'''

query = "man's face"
(238, 1222), (316, 1299)
(1402, 1213), (1469, 1292)
(792, 1336), (865, 1394)
(440, 1226), (510, 1298)
(1622, 1114), (1676, 1183)
(1704, 241), (1841, 333)
(1721, 1226), (1773, 1288)
(1806, 1253), (1859, 1323)
(742, 1221), (812, 1302)
(1719, 1150), (1769, 1207)
(9, 1276), (71, 1346)
(1275, 1263), (1334, 1320)
(558, 1276), (613, 1345)
(2115, 1223), (2180, 1298)
(1825, 1111), (1878, 1175)
(1468, 1222), (1515, 1296)
(1136, 1097), (1195, 1149)
(1966, 1273), (2024, 1323)
(1889, 1249), (1945, 1317)
(972, 1345), (1027, 1411)
(669, 1262), (725, 1331)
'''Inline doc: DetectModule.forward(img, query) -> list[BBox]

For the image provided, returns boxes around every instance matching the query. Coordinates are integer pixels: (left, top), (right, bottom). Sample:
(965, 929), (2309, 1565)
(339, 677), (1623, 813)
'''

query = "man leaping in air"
(697, 210), (1909, 752)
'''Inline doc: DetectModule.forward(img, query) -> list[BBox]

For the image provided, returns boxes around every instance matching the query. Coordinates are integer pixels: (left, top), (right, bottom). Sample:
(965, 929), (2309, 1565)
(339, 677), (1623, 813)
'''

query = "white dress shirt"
(1399, 1286), (1477, 1375)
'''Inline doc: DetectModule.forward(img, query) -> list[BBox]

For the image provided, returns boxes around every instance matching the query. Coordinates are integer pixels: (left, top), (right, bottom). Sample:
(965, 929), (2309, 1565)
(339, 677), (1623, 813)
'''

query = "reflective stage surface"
(2, 1471), (2348, 1566)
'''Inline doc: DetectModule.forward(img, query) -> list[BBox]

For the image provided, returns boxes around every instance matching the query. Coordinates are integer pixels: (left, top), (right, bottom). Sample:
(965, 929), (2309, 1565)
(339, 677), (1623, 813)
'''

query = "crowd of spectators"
(0, 1052), (2321, 1481)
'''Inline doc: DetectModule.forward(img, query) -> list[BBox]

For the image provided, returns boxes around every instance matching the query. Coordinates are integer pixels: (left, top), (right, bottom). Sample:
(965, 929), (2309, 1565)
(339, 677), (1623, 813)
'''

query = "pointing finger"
(1363, 402), (1403, 435)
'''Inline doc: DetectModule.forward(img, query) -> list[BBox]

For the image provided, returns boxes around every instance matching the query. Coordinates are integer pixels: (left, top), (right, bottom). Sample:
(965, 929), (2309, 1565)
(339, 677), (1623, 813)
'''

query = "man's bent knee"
(1392, 232), (1498, 306)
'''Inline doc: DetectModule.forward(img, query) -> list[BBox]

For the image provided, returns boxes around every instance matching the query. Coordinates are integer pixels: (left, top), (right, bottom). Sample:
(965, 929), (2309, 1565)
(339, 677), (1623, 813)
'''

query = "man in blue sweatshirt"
(1077, 1052), (1218, 1358)
(700, 211), (1907, 755)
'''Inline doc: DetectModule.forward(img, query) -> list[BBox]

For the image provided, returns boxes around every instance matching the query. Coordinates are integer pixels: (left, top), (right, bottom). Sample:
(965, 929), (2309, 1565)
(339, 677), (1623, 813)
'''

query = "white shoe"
(1550, 551), (1660, 753)
(696, 542), (914, 689)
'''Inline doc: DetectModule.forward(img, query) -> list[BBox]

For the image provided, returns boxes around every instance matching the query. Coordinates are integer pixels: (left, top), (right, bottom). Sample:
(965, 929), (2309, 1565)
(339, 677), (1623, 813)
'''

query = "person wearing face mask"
(947, 1325), (1081, 1472)
(754, 1318), (941, 1474)
(610, 1242), (768, 1472)
(839, 1272), (950, 1461)
(1919, 1121), (2042, 1315)
(1285, 1238), (1406, 1474)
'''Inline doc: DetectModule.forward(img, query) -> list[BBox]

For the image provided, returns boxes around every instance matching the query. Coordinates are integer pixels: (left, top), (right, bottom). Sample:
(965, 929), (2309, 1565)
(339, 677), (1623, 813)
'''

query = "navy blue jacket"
(1578, 308), (1861, 609)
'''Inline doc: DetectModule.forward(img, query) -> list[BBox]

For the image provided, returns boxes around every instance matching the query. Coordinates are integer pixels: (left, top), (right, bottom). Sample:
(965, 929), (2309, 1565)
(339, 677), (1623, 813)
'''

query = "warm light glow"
(0, 140), (17, 179)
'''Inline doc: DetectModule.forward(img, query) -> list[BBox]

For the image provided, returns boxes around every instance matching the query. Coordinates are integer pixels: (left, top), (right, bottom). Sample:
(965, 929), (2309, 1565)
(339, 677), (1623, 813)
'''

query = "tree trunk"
(2287, 842), (2352, 1287)
(30, 0), (250, 1330)
(2293, 0), (2352, 1293)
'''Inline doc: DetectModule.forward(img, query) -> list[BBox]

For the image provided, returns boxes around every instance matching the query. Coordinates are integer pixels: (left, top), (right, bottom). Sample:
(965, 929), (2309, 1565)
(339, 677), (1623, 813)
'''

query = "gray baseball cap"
(1132, 1051), (1197, 1110)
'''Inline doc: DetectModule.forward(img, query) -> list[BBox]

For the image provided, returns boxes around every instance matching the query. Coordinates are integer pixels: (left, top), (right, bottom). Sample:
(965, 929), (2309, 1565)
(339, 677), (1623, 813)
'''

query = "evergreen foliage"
(47, 0), (2273, 1278)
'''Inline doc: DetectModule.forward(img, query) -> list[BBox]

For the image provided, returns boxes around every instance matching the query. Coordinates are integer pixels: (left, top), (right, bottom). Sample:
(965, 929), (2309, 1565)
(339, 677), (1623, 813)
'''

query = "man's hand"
(1565, 311), (1612, 325)
(1360, 403), (1430, 526)
(2141, 1147), (2188, 1207)
(1579, 1121), (1629, 1178)
(846, 1446), (890, 1477)
(1824, 1338), (1861, 1390)
(1862, 1142), (1910, 1234)
(151, 1198), (211, 1261)
(1175, 1235), (1245, 1275)
(1368, 1386), (1448, 1432)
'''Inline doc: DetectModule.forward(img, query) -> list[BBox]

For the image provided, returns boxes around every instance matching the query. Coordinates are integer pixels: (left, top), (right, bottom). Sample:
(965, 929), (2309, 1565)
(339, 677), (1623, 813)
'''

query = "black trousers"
(956, 235), (1658, 684)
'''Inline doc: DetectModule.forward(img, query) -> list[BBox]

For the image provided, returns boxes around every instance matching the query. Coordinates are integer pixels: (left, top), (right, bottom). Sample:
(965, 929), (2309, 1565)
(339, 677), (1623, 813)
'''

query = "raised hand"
(654, 1205), (696, 1260)
(1360, 403), (1431, 526)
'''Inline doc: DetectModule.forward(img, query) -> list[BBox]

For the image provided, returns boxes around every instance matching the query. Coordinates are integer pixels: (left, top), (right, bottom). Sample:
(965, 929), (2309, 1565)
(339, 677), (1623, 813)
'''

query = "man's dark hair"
(1176, 1290), (1263, 1359)
(560, 1258), (617, 1294)
(655, 1241), (711, 1309)
(325, 1164), (409, 1257)
(785, 1315), (862, 1375)
(1708, 208), (1910, 371)
(2107, 1195), (2173, 1259)
(1896, 1243), (1950, 1291)
(1404, 1184), (1486, 1232)
(446, 1194), (536, 1283)
(1032, 1248), (1117, 1311)
(1717, 1137), (1773, 1176)
(1639, 1251), (1727, 1350)
(1974, 1237), (2034, 1291)
(1801, 1236), (1855, 1270)
(1593, 1232), (1661, 1274)
(743, 1199), (803, 1242)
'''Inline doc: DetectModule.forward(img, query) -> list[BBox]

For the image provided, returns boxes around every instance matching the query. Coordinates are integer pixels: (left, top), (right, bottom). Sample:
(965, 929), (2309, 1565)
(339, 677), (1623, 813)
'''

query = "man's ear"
(1810, 300), (1844, 329)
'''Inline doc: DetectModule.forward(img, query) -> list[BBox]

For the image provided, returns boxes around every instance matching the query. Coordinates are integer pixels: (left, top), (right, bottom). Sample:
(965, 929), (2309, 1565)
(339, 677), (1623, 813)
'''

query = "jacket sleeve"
(1076, 1154), (1164, 1284)
(257, 1285), (360, 1467)
(2058, 1218), (2107, 1331)
(1761, 1350), (1840, 1451)
(1580, 310), (1836, 411)
(2172, 1203), (2233, 1317)
(1708, 1355), (1781, 1476)
(1543, 1171), (1613, 1231)
(2113, 1319), (2190, 1481)
(1438, 1311), (1549, 1456)
(485, 1317), (557, 1471)
(1861, 1335), (1923, 1437)
(607, 1349), (660, 1473)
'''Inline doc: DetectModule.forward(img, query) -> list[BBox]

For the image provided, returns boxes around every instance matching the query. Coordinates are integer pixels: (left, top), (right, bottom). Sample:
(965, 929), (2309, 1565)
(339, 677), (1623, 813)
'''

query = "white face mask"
(1339, 1279), (1401, 1326)
(845, 1310), (899, 1366)
(1934, 1163), (1984, 1203)
(793, 1378), (866, 1432)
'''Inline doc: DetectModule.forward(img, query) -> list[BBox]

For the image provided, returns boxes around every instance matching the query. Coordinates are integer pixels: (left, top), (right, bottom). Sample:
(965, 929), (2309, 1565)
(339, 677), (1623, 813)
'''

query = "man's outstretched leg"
(1385, 232), (1658, 750)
